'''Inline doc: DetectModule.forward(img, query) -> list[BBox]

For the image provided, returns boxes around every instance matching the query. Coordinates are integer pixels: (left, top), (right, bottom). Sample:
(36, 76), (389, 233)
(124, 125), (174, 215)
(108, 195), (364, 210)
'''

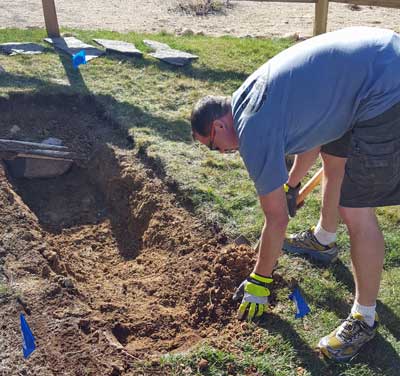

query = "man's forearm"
(253, 219), (287, 277)
(287, 146), (321, 187)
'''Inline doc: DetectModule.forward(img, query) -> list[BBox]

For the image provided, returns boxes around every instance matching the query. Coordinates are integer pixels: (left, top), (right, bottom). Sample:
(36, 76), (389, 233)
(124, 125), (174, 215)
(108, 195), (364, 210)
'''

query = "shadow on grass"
(259, 311), (400, 375)
(0, 48), (89, 92)
(58, 52), (195, 144)
(104, 95), (192, 143)
(57, 51), (90, 93)
(0, 69), (193, 144)
(348, 332), (400, 375)
(303, 287), (352, 319)
(259, 313), (331, 376)
(0, 72), (61, 90)
(377, 301), (400, 341)
(284, 255), (400, 371)
(105, 51), (248, 83)
(330, 259), (400, 342)
(331, 258), (355, 292)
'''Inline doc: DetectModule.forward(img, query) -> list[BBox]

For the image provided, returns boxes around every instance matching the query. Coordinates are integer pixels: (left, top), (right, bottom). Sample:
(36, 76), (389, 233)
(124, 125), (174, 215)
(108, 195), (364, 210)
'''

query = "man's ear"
(213, 118), (225, 130)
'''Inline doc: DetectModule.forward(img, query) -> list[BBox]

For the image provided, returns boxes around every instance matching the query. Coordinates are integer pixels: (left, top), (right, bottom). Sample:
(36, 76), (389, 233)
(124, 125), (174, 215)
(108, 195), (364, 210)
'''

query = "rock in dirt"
(233, 234), (251, 246)
(61, 277), (75, 289)
(198, 358), (209, 370)
(0, 65), (5, 73)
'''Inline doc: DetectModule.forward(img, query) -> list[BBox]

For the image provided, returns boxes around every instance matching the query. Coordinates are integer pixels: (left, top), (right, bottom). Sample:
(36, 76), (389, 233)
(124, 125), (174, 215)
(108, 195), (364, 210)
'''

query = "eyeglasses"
(207, 123), (218, 151)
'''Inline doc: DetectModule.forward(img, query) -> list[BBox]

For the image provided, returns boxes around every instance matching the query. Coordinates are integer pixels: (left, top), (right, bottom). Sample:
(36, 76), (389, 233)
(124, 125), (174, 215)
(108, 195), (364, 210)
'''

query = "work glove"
(284, 182), (301, 217)
(233, 272), (273, 321)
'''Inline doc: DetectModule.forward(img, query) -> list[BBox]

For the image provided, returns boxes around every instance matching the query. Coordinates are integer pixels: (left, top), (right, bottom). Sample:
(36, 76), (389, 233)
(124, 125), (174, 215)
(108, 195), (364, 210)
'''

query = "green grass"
(1, 28), (399, 375)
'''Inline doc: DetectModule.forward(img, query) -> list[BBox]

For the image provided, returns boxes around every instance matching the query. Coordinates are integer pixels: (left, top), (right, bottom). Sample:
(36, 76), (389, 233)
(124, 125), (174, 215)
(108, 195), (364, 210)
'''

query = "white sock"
(314, 221), (336, 245)
(351, 301), (376, 327)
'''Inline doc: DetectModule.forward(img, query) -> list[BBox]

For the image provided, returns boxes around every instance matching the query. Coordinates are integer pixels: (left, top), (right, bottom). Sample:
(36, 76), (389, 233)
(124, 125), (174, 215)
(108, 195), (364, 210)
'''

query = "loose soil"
(0, 93), (291, 375)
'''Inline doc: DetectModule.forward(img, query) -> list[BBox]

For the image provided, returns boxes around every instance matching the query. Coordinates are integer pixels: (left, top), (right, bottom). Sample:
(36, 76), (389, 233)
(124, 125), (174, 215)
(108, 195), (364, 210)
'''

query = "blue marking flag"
(289, 287), (311, 319)
(20, 313), (36, 359)
(72, 50), (87, 69)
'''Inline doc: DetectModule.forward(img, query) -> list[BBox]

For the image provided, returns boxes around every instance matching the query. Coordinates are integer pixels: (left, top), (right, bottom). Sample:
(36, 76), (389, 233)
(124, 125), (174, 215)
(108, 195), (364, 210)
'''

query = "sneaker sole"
(318, 345), (354, 362)
(282, 242), (338, 264)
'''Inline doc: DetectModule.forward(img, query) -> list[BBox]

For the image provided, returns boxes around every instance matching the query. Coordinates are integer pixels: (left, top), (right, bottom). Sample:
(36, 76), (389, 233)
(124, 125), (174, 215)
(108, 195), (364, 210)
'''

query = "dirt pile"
(0, 93), (262, 375)
(188, 245), (255, 326)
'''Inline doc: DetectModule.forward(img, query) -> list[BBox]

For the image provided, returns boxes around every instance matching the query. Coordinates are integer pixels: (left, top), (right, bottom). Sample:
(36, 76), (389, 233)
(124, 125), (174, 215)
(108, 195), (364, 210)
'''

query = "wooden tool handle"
(296, 167), (323, 206)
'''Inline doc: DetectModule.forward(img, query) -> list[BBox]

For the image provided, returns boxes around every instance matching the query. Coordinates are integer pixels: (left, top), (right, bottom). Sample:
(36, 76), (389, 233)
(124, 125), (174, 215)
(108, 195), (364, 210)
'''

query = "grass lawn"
(0, 28), (399, 375)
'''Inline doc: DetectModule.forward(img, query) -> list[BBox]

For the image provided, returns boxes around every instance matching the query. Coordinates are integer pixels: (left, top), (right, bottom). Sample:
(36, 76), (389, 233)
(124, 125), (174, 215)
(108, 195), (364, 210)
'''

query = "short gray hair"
(191, 96), (231, 138)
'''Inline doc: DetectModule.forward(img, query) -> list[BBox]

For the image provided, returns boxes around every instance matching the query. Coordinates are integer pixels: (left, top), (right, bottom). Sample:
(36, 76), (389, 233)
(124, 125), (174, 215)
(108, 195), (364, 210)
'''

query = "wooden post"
(42, 0), (60, 37)
(314, 0), (329, 35)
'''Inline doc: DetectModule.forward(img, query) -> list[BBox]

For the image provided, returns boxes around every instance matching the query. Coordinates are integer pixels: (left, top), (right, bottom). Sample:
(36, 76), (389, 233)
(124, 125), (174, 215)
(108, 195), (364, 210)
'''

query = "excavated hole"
(2, 93), (144, 258)
(13, 165), (108, 232)
(0, 93), (264, 363)
(0, 93), (215, 359)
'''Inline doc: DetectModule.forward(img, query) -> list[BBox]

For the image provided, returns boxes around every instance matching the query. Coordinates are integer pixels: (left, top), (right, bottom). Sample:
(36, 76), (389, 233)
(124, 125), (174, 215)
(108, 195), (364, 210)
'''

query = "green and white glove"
(233, 272), (273, 320)
(284, 182), (301, 217)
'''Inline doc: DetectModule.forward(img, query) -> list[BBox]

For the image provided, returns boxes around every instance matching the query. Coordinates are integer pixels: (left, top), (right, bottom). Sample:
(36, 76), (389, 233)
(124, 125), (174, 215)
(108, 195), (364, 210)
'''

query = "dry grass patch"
(174, 0), (231, 16)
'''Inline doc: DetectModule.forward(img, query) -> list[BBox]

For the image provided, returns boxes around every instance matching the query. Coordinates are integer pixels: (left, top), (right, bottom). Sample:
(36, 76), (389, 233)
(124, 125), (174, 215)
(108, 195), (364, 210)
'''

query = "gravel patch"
(1, 1), (400, 38)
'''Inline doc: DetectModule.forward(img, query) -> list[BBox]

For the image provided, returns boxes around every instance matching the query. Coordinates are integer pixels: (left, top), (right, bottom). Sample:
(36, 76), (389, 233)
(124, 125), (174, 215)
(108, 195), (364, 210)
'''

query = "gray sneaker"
(318, 312), (378, 362)
(282, 227), (338, 264)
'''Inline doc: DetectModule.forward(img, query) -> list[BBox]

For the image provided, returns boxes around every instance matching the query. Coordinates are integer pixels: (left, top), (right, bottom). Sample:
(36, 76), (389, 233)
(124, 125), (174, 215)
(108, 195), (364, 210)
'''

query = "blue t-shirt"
(232, 27), (400, 196)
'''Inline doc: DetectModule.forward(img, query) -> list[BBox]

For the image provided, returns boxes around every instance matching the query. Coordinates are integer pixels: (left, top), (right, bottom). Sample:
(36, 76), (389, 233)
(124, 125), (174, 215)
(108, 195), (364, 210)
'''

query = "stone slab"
(6, 157), (72, 179)
(93, 39), (143, 57)
(143, 40), (171, 51)
(148, 50), (198, 66)
(5, 137), (72, 179)
(44, 37), (104, 61)
(143, 39), (198, 66)
(0, 42), (45, 55)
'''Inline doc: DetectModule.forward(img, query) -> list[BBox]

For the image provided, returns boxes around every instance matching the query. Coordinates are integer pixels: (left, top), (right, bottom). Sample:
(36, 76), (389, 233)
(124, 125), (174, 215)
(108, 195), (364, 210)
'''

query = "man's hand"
(284, 183), (301, 217)
(233, 272), (273, 320)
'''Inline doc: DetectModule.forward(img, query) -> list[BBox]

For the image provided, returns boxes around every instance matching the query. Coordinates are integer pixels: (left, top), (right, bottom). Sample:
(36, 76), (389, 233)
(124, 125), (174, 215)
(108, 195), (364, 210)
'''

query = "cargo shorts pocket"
(347, 139), (400, 187)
